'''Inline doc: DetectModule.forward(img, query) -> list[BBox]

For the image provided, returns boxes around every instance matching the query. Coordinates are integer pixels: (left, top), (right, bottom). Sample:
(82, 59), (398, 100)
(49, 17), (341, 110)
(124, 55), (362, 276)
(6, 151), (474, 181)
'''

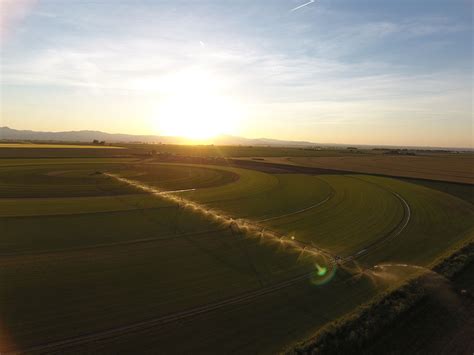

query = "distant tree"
(99, 140), (105, 145)
(92, 139), (99, 144)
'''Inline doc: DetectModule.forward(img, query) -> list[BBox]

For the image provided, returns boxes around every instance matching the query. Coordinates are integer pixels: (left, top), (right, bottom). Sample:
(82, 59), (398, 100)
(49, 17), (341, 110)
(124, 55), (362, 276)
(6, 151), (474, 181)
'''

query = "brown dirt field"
(239, 155), (474, 184)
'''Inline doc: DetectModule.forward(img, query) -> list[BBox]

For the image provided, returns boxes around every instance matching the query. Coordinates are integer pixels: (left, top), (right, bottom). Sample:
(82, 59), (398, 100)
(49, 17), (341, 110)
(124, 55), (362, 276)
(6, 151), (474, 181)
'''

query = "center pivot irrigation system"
(104, 172), (339, 266)
(104, 170), (412, 276)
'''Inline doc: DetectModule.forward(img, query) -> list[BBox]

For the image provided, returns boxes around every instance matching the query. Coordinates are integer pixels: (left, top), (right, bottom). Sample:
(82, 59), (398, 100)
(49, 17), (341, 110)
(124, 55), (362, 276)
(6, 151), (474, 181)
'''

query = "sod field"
(0, 151), (473, 354)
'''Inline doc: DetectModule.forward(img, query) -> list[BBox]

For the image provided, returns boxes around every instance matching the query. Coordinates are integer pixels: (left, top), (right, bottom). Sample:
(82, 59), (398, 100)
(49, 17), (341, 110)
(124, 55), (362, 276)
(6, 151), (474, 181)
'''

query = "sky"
(0, 0), (472, 147)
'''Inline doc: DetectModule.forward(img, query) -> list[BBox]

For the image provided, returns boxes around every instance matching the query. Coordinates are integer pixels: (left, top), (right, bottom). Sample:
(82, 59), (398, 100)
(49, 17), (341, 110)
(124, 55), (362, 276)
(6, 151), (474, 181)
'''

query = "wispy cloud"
(1, 0), (471, 146)
(0, 0), (37, 42)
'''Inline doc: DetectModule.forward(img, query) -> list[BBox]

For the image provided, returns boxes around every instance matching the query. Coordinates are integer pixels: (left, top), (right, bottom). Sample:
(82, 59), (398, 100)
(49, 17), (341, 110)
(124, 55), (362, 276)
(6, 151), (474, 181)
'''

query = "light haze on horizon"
(1, 0), (472, 147)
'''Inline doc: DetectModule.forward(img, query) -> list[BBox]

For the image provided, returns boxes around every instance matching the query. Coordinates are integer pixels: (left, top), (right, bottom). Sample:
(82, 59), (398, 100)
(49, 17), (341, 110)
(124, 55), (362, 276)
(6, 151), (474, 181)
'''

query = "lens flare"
(310, 261), (337, 286)
(316, 263), (327, 276)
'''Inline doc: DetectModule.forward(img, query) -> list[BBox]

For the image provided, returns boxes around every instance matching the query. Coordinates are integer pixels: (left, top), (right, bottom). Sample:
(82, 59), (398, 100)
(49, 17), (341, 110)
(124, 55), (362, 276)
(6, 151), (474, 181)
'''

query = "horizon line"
(1, 126), (472, 151)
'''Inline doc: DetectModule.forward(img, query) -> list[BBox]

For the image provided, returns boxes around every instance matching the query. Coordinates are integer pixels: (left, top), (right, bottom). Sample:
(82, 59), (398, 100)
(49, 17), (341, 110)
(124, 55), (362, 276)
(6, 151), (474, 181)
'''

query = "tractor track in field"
(11, 272), (315, 354)
(257, 176), (335, 222)
(344, 176), (412, 261)
(258, 193), (333, 222)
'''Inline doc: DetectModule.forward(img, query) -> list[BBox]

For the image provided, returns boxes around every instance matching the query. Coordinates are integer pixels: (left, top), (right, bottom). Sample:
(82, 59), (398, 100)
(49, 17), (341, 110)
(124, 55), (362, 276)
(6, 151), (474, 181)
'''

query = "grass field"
(1, 154), (473, 353)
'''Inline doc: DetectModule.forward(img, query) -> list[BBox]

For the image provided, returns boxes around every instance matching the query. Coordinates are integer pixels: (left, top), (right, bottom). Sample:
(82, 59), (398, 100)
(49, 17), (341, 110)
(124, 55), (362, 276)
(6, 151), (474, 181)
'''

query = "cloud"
(0, 0), (37, 42)
(2, 28), (469, 114)
(1, 1), (471, 147)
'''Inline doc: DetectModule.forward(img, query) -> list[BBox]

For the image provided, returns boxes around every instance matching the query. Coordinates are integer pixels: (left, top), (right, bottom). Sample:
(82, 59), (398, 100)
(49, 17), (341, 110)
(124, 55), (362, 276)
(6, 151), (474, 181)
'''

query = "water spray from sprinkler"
(105, 173), (336, 266)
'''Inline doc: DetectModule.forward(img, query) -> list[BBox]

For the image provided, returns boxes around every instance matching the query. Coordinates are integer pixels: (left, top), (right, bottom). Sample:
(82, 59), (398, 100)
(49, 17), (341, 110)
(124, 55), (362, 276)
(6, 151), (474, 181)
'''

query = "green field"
(1, 156), (473, 353)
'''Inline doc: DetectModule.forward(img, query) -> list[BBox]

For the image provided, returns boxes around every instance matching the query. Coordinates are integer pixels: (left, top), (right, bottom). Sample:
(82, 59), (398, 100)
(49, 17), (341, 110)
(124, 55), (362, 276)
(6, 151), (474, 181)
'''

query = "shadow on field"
(363, 263), (474, 355)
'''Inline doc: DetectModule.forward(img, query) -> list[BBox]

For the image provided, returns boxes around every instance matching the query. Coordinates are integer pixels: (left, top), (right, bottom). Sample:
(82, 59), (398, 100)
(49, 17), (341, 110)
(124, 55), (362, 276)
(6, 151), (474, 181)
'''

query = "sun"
(153, 70), (242, 140)
(156, 92), (238, 140)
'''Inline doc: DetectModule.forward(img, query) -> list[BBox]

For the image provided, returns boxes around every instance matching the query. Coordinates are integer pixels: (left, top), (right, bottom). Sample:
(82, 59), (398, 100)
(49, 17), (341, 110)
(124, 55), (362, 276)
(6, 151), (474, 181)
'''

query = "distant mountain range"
(1, 127), (470, 151)
(0, 127), (319, 147)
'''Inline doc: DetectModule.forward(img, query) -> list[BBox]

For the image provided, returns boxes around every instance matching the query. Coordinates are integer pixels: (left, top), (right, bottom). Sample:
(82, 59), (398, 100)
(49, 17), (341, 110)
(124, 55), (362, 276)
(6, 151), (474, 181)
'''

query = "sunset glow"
(153, 70), (242, 139)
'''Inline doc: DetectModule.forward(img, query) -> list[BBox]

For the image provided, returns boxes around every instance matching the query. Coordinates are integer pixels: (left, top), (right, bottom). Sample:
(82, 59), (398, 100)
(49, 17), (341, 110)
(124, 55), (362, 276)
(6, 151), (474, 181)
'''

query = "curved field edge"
(355, 176), (474, 267)
(284, 239), (474, 355)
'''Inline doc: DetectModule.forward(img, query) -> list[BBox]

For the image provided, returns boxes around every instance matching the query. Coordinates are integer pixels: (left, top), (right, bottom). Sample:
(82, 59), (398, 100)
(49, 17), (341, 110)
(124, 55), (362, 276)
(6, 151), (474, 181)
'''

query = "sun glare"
(153, 70), (242, 140)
